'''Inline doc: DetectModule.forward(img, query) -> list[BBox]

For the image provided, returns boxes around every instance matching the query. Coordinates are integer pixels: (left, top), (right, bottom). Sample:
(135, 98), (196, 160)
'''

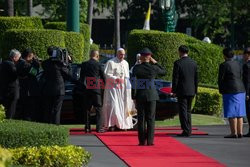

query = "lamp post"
(159, 0), (178, 32)
(66, 0), (80, 32)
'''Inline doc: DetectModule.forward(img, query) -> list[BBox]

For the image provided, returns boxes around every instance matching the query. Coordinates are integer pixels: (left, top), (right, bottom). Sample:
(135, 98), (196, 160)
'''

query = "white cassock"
(102, 57), (135, 129)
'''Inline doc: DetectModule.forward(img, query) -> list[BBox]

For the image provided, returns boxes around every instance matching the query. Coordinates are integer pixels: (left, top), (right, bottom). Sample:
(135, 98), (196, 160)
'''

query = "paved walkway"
(70, 125), (250, 167)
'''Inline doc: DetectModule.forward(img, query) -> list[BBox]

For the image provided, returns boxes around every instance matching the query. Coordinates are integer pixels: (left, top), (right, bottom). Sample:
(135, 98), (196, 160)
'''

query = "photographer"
(16, 48), (41, 121)
(41, 46), (77, 125)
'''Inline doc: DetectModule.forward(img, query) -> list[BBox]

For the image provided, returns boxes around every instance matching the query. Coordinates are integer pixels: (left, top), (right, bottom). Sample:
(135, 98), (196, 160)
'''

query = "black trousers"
(2, 97), (17, 119)
(16, 96), (41, 121)
(136, 100), (156, 145)
(83, 91), (103, 131)
(178, 96), (194, 135)
(246, 100), (250, 132)
(43, 95), (64, 125)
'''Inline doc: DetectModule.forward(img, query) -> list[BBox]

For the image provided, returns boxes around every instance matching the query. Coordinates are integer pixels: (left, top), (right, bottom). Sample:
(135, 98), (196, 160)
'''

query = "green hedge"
(65, 32), (85, 63)
(193, 87), (222, 116)
(90, 43), (100, 51)
(44, 22), (90, 62)
(0, 29), (84, 63)
(0, 120), (68, 148)
(0, 105), (5, 123)
(127, 30), (223, 86)
(0, 17), (43, 39)
(0, 147), (12, 167)
(10, 145), (91, 167)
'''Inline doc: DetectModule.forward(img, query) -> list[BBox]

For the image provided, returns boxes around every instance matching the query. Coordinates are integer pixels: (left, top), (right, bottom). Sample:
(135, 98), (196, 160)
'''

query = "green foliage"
(10, 145), (91, 167)
(194, 87), (223, 116)
(90, 43), (100, 51)
(1, 29), (64, 60)
(0, 17), (43, 38)
(176, 0), (250, 45)
(65, 32), (85, 63)
(0, 29), (85, 63)
(44, 22), (90, 61)
(127, 29), (223, 86)
(0, 147), (12, 167)
(0, 120), (68, 148)
(0, 105), (5, 123)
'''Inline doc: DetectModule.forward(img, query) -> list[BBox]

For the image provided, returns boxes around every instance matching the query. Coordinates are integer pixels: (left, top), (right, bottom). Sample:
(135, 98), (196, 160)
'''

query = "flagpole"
(143, 2), (151, 30)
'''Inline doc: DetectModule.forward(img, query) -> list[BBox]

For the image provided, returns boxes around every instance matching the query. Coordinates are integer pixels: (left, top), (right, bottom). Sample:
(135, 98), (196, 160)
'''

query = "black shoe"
(108, 126), (115, 132)
(147, 143), (154, 146)
(177, 132), (190, 137)
(138, 143), (145, 146)
(224, 134), (237, 138)
(96, 129), (106, 133)
(85, 128), (91, 133)
(237, 134), (243, 138)
(243, 133), (250, 137)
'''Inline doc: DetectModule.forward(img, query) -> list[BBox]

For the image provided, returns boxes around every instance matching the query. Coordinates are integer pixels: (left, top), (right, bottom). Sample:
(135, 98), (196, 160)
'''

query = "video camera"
(47, 46), (69, 66)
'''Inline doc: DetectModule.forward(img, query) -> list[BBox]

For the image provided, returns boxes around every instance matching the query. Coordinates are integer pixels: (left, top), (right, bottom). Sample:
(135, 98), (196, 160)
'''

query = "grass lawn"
(156, 114), (225, 126)
(63, 114), (225, 128)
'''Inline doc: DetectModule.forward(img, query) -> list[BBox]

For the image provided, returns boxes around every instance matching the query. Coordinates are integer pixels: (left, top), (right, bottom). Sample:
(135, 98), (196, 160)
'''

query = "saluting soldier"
(132, 48), (166, 146)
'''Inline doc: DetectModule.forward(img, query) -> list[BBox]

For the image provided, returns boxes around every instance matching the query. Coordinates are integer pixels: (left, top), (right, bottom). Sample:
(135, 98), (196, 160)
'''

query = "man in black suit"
(78, 50), (105, 133)
(41, 47), (77, 125)
(132, 48), (166, 146)
(0, 49), (21, 119)
(243, 47), (250, 137)
(171, 45), (198, 137)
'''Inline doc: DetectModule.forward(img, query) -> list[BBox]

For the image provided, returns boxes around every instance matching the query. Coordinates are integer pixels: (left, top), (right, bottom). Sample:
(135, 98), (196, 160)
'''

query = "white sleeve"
(104, 60), (118, 80)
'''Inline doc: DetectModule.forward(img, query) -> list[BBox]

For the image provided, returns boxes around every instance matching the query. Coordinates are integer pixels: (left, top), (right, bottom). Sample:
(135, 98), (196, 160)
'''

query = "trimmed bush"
(1, 29), (85, 63)
(0, 17), (43, 39)
(90, 43), (100, 51)
(10, 145), (91, 167)
(194, 87), (222, 116)
(44, 22), (90, 61)
(0, 120), (68, 148)
(1, 29), (65, 60)
(0, 105), (5, 122)
(65, 32), (85, 63)
(127, 30), (223, 85)
(0, 147), (12, 167)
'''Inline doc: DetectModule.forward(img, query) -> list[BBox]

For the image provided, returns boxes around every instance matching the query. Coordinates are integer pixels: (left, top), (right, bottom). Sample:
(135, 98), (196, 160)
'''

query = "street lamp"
(160, 0), (171, 10)
(159, 0), (177, 32)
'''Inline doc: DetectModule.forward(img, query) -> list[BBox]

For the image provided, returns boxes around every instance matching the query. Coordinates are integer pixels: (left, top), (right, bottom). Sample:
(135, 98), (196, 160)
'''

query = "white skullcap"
(117, 48), (125, 52)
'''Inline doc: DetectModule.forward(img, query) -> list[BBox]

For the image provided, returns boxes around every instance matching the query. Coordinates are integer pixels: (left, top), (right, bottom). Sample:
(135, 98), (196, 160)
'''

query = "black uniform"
(0, 60), (20, 119)
(16, 59), (41, 121)
(76, 58), (105, 132)
(242, 61), (250, 134)
(41, 58), (76, 125)
(172, 56), (198, 136)
(132, 62), (166, 145)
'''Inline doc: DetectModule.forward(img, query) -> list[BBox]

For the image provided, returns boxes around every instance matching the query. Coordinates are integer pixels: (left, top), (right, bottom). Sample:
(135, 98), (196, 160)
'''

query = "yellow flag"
(143, 3), (151, 30)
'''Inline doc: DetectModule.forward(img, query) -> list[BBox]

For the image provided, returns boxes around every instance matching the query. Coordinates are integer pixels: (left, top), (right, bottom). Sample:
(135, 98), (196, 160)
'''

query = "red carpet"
(95, 131), (225, 167)
(69, 127), (207, 135)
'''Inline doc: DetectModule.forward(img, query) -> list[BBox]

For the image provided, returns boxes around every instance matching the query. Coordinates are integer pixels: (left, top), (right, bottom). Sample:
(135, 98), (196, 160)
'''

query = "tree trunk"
(114, 0), (120, 52)
(4, 0), (14, 16)
(87, 0), (94, 37)
(27, 0), (33, 16)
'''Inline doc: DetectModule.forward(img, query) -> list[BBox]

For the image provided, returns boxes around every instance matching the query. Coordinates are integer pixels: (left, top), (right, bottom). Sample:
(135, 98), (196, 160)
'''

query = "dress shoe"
(138, 143), (145, 146)
(243, 132), (250, 137)
(147, 143), (154, 146)
(237, 134), (243, 138)
(224, 134), (237, 138)
(85, 128), (91, 133)
(96, 129), (106, 133)
(177, 132), (190, 137)
(108, 126), (116, 132)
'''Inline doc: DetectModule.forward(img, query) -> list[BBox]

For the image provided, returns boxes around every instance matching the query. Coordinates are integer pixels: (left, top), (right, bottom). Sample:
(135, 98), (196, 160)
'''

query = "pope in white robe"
(102, 48), (135, 130)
